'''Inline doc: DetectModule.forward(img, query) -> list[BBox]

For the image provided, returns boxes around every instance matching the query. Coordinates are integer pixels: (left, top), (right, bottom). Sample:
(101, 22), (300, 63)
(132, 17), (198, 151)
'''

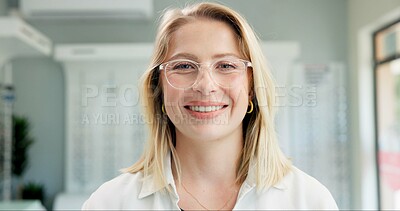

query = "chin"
(179, 122), (242, 142)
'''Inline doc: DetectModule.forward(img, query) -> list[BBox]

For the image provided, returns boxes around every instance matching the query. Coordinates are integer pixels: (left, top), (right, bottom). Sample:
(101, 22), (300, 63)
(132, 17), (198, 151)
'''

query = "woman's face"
(161, 19), (251, 142)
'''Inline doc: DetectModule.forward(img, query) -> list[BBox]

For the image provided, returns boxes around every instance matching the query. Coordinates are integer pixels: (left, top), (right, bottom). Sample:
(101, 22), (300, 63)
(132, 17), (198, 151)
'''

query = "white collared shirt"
(82, 153), (338, 210)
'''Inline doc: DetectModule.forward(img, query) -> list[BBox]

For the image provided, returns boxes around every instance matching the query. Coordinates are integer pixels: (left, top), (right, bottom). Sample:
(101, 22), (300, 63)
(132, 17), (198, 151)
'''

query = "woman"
(82, 2), (338, 210)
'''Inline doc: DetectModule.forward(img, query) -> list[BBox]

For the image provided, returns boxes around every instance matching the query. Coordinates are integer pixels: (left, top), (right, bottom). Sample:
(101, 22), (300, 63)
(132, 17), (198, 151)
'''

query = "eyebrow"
(212, 53), (241, 59)
(168, 53), (199, 61)
(167, 53), (242, 61)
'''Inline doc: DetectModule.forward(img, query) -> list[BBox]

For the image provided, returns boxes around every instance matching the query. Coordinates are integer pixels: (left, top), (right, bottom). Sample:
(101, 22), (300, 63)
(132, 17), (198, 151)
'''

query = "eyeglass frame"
(158, 58), (252, 90)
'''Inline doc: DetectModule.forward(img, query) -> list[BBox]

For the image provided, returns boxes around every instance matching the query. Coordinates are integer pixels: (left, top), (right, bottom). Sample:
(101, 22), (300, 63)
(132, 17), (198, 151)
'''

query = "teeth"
(188, 105), (224, 112)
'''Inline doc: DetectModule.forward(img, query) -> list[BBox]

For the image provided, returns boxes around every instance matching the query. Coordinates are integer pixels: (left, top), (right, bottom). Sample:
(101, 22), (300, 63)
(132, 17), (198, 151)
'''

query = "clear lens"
(165, 60), (198, 89)
(162, 59), (250, 89)
(212, 60), (246, 87)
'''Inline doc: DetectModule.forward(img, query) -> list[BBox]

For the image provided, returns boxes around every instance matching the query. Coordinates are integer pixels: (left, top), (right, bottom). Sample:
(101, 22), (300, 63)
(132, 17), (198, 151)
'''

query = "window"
(373, 19), (400, 210)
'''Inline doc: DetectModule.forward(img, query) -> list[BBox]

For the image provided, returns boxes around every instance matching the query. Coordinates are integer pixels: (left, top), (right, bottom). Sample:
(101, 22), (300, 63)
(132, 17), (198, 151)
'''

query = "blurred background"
(0, 0), (399, 210)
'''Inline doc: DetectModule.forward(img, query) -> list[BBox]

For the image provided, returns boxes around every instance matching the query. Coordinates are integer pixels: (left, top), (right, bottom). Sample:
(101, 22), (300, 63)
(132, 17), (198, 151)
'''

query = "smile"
(187, 105), (225, 113)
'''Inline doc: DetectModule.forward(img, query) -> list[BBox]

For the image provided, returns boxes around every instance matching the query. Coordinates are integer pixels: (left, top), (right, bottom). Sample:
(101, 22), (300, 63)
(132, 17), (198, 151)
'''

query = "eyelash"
(171, 62), (238, 70)
(173, 63), (196, 70)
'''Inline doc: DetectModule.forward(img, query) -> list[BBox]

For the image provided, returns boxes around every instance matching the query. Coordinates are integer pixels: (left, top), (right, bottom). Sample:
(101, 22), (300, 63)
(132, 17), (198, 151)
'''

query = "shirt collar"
(138, 152), (175, 199)
(244, 162), (288, 190)
(272, 174), (288, 190)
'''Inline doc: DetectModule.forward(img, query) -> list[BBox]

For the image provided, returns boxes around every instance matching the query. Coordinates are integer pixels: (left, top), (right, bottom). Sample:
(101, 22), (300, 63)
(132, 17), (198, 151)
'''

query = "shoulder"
(280, 166), (338, 209)
(82, 172), (143, 210)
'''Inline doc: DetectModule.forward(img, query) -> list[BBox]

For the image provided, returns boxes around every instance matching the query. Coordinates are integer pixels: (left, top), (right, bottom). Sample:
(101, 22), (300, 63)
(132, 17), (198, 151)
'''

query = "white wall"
(12, 58), (65, 209)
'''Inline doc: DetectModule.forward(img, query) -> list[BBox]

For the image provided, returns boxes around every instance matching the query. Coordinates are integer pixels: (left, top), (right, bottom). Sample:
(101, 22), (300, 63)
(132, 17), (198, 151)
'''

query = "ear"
(247, 69), (254, 100)
(249, 90), (254, 100)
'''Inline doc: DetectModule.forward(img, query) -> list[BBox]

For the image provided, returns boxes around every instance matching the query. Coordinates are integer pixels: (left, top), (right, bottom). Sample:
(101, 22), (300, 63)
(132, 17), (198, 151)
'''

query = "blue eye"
(220, 63), (236, 69)
(173, 63), (195, 70)
(216, 62), (238, 71)
(168, 61), (197, 74)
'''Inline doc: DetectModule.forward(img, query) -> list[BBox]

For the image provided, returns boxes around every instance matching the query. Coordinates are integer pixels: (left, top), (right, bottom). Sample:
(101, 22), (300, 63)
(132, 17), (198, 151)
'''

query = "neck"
(173, 127), (243, 185)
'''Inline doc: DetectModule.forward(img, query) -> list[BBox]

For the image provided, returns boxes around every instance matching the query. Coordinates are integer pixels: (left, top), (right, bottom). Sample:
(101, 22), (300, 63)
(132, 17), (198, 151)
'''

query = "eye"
(216, 61), (238, 71)
(171, 62), (196, 71)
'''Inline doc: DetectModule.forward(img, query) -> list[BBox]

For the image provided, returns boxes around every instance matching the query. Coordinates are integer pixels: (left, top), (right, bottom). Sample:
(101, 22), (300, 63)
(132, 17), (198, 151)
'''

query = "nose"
(192, 68), (217, 95)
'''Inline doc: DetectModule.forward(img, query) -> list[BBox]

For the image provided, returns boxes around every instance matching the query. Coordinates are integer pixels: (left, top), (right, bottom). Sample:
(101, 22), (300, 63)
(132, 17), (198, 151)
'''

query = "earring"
(247, 100), (254, 114)
(162, 104), (166, 114)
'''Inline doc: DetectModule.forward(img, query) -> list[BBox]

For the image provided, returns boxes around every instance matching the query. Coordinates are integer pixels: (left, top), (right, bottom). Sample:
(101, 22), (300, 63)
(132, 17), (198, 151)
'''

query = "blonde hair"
(125, 2), (291, 191)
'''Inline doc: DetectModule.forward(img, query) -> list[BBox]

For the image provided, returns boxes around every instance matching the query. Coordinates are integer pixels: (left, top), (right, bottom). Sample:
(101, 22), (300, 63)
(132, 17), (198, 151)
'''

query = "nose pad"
(192, 68), (217, 94)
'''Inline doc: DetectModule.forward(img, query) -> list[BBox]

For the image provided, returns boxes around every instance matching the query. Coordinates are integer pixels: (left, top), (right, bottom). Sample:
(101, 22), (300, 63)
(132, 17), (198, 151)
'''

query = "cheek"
(229, 85), (249, 108)
(239, 74), (252, 99)
(232, 77), (251, 112)
(161, 77), (183, 110)
(161, 79), (177, 104)
(163, 89), (181, 106)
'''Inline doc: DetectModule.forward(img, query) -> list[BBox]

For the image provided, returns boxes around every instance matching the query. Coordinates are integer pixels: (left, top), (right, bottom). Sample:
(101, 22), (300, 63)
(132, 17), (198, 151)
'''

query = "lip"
(183, 101), (229, 119)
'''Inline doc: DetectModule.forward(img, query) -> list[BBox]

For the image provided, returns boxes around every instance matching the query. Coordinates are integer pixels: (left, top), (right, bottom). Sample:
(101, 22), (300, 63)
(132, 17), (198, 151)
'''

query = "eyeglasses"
(159, 58), (252, 89)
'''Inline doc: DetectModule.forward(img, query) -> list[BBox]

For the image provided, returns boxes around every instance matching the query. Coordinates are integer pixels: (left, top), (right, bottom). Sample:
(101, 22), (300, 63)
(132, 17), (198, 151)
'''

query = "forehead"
(166, 19), (241, 61)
